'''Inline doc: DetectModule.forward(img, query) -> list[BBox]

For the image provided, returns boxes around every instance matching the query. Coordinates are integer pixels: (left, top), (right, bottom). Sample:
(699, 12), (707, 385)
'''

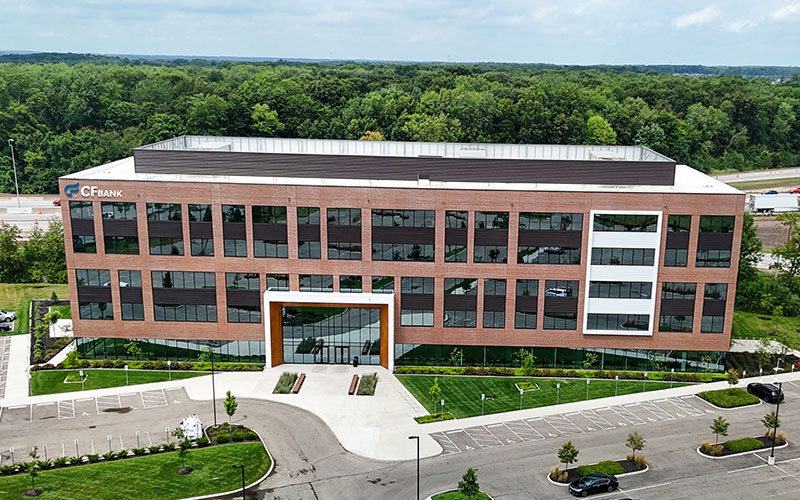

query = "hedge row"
(30, 359), (264, 372)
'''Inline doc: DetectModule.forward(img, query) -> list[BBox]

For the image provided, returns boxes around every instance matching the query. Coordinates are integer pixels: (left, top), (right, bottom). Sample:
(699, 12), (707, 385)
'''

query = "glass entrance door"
(334, 346), (350, 364)
(315, 344), (329, 364)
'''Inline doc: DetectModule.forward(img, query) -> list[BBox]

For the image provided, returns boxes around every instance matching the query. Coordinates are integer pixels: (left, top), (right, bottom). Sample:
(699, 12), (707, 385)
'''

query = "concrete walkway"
(730, 337), (800, 358)
(2, 334), (30, 401)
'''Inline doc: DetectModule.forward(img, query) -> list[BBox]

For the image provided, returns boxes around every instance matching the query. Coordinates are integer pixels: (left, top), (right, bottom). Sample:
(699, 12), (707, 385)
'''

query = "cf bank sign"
(64, 182), (122, 199)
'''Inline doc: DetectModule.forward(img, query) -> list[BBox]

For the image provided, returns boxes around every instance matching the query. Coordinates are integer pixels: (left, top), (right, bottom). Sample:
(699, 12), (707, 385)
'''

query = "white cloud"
(771, 3), (800, 20)
(672, 4), (719, 29)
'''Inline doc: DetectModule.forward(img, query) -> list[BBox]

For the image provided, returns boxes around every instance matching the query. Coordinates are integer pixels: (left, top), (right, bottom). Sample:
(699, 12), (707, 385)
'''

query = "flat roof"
(64, 156), (742, 195)
(138, 135), (674, 162)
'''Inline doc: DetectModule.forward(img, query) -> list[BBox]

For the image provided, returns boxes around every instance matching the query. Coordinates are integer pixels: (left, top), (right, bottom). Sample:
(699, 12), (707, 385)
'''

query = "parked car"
(762, 190), (779, 195)
(790, 188), (800, 194)
(0, 310), (16, 322)
(52, 199), (61, 206)
(747, 382), (784, 403)
(569, 473), (619, 496)
(0, 323), (12, 331)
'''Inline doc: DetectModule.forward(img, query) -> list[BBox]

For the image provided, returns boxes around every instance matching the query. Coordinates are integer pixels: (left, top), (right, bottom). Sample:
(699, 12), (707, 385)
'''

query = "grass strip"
(432, 491), (492, 500)
(29, 369), (206, 396)
(273, 372), (297, 394)
(0, 442), (269, 500)
(723, 437), (765, 453)
(575, 460), (625, 477)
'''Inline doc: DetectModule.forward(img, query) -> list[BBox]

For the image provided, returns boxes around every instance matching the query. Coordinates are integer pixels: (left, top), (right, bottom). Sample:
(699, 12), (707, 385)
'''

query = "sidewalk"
(3, 334), (31, 401)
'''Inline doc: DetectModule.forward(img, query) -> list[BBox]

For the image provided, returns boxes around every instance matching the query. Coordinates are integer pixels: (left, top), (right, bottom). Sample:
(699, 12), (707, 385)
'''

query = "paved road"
(2, 377), (800, 499)
(717, 167), (800, 184)
(0, 195), (61, 235)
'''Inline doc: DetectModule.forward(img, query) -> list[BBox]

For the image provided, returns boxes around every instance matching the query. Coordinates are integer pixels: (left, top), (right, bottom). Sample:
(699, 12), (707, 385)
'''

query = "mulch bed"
(700, 436), (784, 457)
(22, 489), (43, 497)
(28, 298), (70, 361)
(556, 459), (644, 484)
(176, 467), (194, 475)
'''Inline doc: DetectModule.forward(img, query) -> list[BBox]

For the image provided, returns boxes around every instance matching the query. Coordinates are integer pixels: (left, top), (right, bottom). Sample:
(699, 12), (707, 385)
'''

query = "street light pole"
(769, 382), (783, 466)
(408, 436), (420, 500)
(232, 464), (245, 499)
(481, 393), (485, 416)
(210, 342), (218, 427)
(7, 138), (21, 209)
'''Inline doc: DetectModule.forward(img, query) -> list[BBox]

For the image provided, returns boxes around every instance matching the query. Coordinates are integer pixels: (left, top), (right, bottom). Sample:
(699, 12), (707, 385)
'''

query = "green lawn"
(50, 305), (71, 319)
(398, 375), (688, 418)
(30, 369), (208, 396)
(732, 311), (800, 349)
(727, 176), (800, 190)
(432, 491), (492, 500)
(0, 442), (269, 500)
(0, 283), (70, 335)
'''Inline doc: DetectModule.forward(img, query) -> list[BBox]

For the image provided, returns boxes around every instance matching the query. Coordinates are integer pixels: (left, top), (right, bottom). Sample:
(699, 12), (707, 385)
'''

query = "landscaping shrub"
(116, 450), (129, 459)
(273, 372), (298, 394)
(102, 451), (115, 461)
(132, 448), (146, 456)
(68, 456), (84, 465)
(53, 457), (68, 468)
(723, 437), (764, 453)
(765, 429), (787, 444)
(549, 465), (568, 483)
(147, 445), (161, 454)
(36, 459), (53, 470)
(576, 460), (625, 477)
(700, 440), (723, 456)
(357, 372), (379, 395)
(162, 442), (176, 451)
(86, 454), (100, 463)
(194, 437), (210, 447)
(0, 465), (16, 476)
(215, 433), (231, 443)
(698, 388), (760, 408)
(414, 413), (456, 424)
(394, 365), (724, 382)
(633, 454), (647, 469)
(231, 432), (246, 442)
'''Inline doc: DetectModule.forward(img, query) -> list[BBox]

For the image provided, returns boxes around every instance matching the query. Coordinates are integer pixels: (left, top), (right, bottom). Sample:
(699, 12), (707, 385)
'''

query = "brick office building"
(60, 136), (744, 372)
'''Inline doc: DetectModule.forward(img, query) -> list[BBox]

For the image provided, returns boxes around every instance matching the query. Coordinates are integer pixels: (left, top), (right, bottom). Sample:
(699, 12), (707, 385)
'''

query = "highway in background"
(716, 167), (800, 184)
(0, 194), (62, 236)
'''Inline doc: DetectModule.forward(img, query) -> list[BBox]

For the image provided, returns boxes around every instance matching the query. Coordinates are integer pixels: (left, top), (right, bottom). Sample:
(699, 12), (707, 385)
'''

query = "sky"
(1, 0), (799, 66)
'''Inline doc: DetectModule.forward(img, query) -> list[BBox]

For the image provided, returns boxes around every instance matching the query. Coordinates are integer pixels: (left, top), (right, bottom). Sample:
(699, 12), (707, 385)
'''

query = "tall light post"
(614, 375), (619, 396)
(440, 399), (445, 421)
(209, 341), (220, 427)
(167, 360), (172, 381)
(643, 372), (648, 392)
(7, 138), (21, 209)
(670, 368), (675, 389)
(556, 382), (560, 405)
(769, 382), (783, 466)
(586, 379), (590, 400)
(408, 436), (420, 500)
(481, 393), (485, 416)
(519, 387), (524, 410)
(124, 364), (129, 385)
(232, 464), (246, 499)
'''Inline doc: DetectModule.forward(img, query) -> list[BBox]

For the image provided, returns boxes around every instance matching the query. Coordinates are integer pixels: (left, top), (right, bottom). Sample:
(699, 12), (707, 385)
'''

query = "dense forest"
(1, 57), (800, 194)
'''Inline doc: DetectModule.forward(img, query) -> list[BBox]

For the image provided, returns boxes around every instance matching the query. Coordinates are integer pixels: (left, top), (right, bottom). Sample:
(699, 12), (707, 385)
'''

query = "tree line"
(1, 60), (800, 194)
(0, 222), (66, 283)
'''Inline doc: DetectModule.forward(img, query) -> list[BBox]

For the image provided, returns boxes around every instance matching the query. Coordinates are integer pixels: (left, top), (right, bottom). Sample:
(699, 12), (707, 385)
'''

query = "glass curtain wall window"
(189, 203), (214, 256)
(517, 212), (582, 265)
(445, 211), (468, 262)
(514, 279), (538, 329)
(297, 207), (321, 259)
(483, 278), (506, 328)
(474, 211), (508, 264)
(253, 205), (288, 258)
(400, 277), (434, 327)
(443, 278), (477, 328)
(226, 272), (261, 323)
(152, 271), (217, 322)
(223, 205), (248, 257)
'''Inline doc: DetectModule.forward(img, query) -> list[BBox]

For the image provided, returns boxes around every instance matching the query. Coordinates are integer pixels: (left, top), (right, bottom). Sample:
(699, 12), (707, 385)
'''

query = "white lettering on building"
(80, 186), (123, 198)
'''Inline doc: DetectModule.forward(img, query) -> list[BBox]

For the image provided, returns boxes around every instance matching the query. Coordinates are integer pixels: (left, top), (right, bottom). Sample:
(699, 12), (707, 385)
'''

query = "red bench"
(348, 374), (359, 395)
(291, 373), (306, 394)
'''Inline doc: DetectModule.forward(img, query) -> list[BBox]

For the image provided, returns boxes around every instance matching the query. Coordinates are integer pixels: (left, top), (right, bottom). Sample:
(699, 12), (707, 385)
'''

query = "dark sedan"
(747, 382), (784, 403)
(568, 473), (619, 496)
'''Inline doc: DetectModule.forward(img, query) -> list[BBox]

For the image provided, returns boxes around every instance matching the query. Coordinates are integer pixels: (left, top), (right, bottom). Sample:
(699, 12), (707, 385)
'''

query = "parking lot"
(430, 394), (719, 455)
(0, 387), (189, 463)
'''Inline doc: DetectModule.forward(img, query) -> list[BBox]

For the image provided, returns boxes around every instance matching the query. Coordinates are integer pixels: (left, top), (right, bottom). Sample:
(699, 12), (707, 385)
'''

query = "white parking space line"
(543, 414), (584, 436)
(504, 420), (545, 441)
(141, 389), (168, 409)
(464, 426), (503, 448)
(57, 400), (74, 419)
(95, 395), (121, 413)
(666, 397), (704, 417)
(637, 401), (675, 421)
(581, 409), (616, 430)
(609, 405), (646, 425)
(429, 432), (461, 455)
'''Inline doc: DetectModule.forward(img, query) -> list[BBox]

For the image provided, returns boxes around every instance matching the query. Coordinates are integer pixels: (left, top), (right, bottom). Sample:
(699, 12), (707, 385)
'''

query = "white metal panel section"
(584, 209), (662, 336)
(586, 298), (653, 314)
(263, 291), (395, 370)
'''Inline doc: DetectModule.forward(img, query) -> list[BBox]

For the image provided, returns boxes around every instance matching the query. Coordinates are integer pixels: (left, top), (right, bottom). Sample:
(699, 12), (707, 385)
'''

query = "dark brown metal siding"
(152, 288), (217, 305)
(148, 221), (183, 238)
(223, 222), (246, 239)
(401, 294), (434, 309)
(252, 223), (287, 241)
(190, 222), (213, 239)
(544, 297), (578, 313)
(445, 228), (467, 245)
(102, 220), (138, 237)
(697, 233), (734, 250)
(518, 230), (582, 247)
(444, 295), (477, 310)
(71, 219), (95, 236)
(327, 226), (361, 243)
(484, 295), (506, 312)
(133, 149), (677, 186)
(297, 225), (320, 242)
(372, 227), (435, 244)
(119, 287), (143, 303)
(660, 299), (695, 315)
(665, 232), (690, 249)
(77, 286), (112, 302)
(226, 290), (261, 307)
(703, 300), (726, 316)
(515, 295), (538, 313)
(474, 229), (508, 245)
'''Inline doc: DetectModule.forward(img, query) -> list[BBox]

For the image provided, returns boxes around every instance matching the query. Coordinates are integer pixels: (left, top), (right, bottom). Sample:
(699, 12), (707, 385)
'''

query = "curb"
(697, 397), (762, 411)
(425, 490), (495, 500)
(696, 439), (789, 460)
(546, 463), (649, 487)
(180, 428), (275, 500)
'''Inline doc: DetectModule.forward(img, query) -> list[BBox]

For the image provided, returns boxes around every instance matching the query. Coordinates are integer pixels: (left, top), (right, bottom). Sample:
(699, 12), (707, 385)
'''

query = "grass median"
(398, 375), (689, 418)
(30, 369), (207, 396)
(697, 387), (760, 408)
(0, 441), (269, 500)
